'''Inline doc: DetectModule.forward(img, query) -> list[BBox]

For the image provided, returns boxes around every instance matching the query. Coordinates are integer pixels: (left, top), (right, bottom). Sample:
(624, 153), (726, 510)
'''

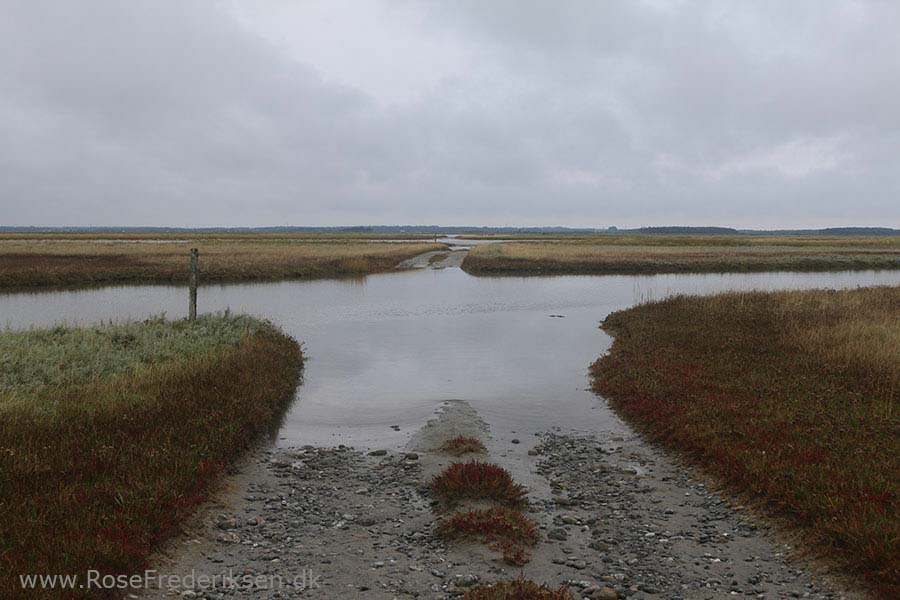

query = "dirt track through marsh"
(145, 401), (859, 599)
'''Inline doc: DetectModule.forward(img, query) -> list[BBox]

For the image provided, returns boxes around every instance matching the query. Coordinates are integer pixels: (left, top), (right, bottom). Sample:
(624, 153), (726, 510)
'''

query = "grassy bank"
(0, 315), (303, 598)
(0, 235), (443, 289)
(462, 235), (900, 275)
(591, 286), (899, 596)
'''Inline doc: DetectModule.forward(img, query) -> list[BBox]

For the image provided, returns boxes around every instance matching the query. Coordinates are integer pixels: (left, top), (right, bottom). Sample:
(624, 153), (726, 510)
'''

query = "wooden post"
(189, 248), (199, 321)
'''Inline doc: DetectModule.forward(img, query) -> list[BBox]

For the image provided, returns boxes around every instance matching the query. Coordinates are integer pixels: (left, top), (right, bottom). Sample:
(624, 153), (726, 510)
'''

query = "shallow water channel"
(3, 266), (899, 449)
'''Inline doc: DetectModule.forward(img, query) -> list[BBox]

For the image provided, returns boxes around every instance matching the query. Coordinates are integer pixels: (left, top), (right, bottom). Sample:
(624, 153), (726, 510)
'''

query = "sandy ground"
(141, 400), (862, 600)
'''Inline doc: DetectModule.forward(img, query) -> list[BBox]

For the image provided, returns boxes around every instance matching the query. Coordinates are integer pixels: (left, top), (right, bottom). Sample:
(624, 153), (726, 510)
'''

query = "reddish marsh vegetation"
(437, 506), (539, 566)
(0, 315), (303, 598)
(463, 579), (576, 600)
(431, 461), (527, 508)
(439, 435), (488, 456)
(430, 447), (537, 565)
(591, 286), (900, 596)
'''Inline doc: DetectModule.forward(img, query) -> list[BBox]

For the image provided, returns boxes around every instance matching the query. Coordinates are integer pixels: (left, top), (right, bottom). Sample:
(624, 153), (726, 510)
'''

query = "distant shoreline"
(2, 225), (899, 236)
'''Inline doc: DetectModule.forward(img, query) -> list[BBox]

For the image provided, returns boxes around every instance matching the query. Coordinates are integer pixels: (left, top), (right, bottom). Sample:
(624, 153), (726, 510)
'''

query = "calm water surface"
(3, 267), (899, 448)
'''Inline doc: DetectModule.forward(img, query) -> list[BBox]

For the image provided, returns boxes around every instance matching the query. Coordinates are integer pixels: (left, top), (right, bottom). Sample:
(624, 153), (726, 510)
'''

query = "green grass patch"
(1, 314), (263, 392)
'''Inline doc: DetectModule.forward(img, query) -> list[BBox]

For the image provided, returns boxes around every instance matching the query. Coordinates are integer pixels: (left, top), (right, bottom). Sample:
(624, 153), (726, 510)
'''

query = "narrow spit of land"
(146, 401), (858, 599)
(461, 235), (900, 276)
(0, 234), (445, 289)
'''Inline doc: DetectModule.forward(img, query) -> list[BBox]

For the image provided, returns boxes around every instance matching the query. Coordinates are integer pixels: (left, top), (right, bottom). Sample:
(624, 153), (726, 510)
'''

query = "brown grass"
(430, 461), (527, 509)
(0, 316), (304, 598)
(591, 286), (900, 597)
(0, 232), (438, 241)
(0, 235), (444, 289)
(463, 579), (576, 600)
(439, 435), (487, 456)
(437, 506), (539, 566)
(462, 235), (900, 275)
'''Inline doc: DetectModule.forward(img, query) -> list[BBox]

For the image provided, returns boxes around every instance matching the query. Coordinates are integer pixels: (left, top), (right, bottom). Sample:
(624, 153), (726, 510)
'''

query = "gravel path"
(143, 401), (862, 599)
(395, 249), (467, 270)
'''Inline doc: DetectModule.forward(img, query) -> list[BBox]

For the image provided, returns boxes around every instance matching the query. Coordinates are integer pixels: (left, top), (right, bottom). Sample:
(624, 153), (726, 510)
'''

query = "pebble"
(548, 528), (569, 541)
(534, 433), (845, 600)
(453, 574), (479, 587)
(146, 433), (850, 600)
(585, 586), (618, 599)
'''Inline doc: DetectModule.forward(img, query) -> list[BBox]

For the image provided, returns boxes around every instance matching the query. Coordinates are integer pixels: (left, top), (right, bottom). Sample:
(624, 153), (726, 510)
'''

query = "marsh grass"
(463, 579), (576, 600)
(0, 232), (438, 241)
(0, 235), (444, 289)
(439, 435), (487, 456)
(0, 314), (261, 392)
(591, 286), (900, 596)
(0, 315), (304, 598)
(437, 507), (539, 566)
(430, 461), (527, 509)
(429, 460), (535, 565)
(462, 235), (900, 275)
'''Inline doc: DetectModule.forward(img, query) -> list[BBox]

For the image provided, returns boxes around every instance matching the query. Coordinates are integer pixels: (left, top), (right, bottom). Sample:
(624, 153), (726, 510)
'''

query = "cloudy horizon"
(1, 1), (898, 229)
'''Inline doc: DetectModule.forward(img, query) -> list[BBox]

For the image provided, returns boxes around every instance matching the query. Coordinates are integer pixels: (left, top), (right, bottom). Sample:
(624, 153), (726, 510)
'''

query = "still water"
(3, 267), (899, 448)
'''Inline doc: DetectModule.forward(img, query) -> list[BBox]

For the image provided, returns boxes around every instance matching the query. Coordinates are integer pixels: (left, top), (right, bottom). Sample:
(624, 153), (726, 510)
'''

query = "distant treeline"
(625, 226), (900, 236)
(0, 225), (597, 235)
(1, 225), (899, 236)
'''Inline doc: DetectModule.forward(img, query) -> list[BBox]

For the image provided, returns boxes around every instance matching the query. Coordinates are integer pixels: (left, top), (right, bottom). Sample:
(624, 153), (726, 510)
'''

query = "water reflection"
(2, 268), (899, 448)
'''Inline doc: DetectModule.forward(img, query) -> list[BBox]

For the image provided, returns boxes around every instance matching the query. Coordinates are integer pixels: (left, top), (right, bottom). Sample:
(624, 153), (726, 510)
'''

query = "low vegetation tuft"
(430, 461), (527, 508)
(591, 286), (900, 596)
(463, 579), (576, 600)
(439, 435), (487, 456)
(437, 506), (539, 566)
(0, 315), (304, 599)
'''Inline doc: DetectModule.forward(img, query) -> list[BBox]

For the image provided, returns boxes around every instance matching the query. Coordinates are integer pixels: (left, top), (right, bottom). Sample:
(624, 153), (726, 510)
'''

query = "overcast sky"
(1, 1), (898, 228)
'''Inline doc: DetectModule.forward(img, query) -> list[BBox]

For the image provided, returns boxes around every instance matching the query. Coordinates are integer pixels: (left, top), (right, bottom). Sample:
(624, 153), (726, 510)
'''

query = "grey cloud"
(0, 0), (897, 227)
